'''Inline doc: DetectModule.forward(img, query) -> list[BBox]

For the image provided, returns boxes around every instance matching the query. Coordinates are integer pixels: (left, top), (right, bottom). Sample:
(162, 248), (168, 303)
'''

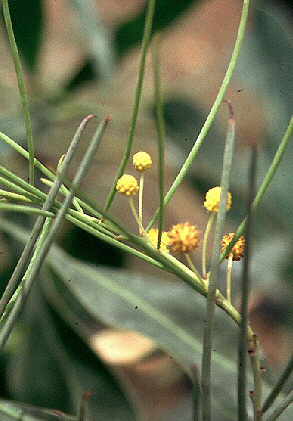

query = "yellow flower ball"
(147, 228), (170, 253)
(204, 186), (232, 212)
(133, 151), (152, 172)
(116, 174), (139, 196)
(167, 222), (200, 253)
(221, 233), (246, 261)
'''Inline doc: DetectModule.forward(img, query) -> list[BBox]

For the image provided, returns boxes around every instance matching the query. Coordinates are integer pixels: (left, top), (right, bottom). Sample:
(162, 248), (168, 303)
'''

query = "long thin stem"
(0, 203), (54, 218)
(262, 354), (293, 414)
(152, 34), (166, 249)
(0, 115), (95, 319)
(104, 0), (157, 211)
(201, 111), (236, 421)
(220, 115), (293, 262)
(238, 146), (258, 421)
(185, 253), (202, 281)
(129, 197), (145, 235)
(0, 117), (109, 350)
(265, 390), (293, 421)
(147, 0), (251, 231)
(226, 254), (233, 303)
(202, 212), (216, 278)
(138, 174), (144, 234)
(2, 0), (35, 185)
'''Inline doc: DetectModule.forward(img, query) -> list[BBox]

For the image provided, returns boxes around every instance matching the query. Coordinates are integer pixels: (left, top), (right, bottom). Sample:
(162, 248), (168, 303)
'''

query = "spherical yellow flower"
(204, 186), (232, 212)
(133, 151), (152, 172)
(167, 222), (200, 253)
(221, 233), (245, 261)
(147, 228), (170, 253)
(116, 174), (139, 196)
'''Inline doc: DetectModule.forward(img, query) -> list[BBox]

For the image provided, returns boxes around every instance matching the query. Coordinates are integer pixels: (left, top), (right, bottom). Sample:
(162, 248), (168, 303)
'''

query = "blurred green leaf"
(70, 0), (115, 81)
(65, 0), (199, 91)
(3, 0), (43, 71)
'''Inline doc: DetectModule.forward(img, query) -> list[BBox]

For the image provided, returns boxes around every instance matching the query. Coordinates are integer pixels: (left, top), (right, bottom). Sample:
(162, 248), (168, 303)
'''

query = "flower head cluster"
(133, 151), (152, 172)
(204, 186), (232, 212)
(147, 228), (170, 253)
(116, 174), (139, 196)
(221, 233), (246, 261)
(167, 223), (200, 253)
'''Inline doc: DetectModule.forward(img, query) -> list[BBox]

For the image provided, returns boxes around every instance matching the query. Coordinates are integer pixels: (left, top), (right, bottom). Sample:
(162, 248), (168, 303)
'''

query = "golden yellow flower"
(204, 186), (232, 212)
(147, 228), (170, 253)
(116, 174), (139, 196)
(167, 223), (200, 253)
(133, 151), (152, 172)
(221, 233), (245, 261)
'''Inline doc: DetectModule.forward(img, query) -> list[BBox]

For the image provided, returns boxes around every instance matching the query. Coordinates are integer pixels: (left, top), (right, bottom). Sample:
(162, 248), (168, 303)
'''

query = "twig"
(238, 146), (258, 421)
(152, 34), (166, 249)
(201, 106), (236, 421)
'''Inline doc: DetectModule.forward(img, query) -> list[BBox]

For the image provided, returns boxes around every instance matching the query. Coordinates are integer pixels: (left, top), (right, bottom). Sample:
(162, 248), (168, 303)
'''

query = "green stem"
(201, 108), (236, 421)
(104, 0), (157, 211)
(265, 391), (293, 421)
(0, 218), (52, 348)
(147, 0), (251, 231)
(138, 174), (144, 234)
(238, 146), (258, 421)
(226, 254), (233, 303)
(202, 212), (216, 278)
(129, 197), (145, 235)
(0, 175), (42, 203)
(0, 115), (94, 320)
(220, 115), (293, 262)
(2, 0), (35, 185)
(0, 203), (54, 217)
(185, 253), (203, 284)
(0, 117), (109, 349)
(262, 354), (293, 414)
(0, 189), (31, 203)
(152, 35), (166, 249)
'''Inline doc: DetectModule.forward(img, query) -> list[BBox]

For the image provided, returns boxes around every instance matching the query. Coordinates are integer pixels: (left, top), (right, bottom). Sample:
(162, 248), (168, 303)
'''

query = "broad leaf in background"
(2, 0), (43, 71)
(7, 289), (135, 421)
(48, 248), (293, 420)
